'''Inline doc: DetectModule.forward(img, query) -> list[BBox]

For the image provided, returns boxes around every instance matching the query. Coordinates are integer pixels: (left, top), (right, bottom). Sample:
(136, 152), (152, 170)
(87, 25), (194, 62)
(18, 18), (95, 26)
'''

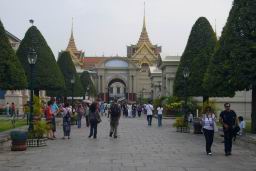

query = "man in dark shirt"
(219, 103), (238, 156)
(109, 99), (121, 138)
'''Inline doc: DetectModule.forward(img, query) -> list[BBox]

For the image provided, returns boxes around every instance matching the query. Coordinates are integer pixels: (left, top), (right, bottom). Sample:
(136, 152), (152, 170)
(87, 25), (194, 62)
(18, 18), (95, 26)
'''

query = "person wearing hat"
(219, 103), (238, 156)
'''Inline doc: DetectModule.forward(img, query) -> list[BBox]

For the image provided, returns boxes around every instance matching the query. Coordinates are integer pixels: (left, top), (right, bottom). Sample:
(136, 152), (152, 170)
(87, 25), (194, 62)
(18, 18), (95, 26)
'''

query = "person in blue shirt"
(51, 98), (59, 138)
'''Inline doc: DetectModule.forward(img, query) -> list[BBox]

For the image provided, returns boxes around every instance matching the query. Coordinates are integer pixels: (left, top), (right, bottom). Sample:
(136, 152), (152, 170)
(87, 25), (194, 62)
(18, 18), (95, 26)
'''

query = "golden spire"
(137, 2), (152, 46)
(66, 17), (78, 52)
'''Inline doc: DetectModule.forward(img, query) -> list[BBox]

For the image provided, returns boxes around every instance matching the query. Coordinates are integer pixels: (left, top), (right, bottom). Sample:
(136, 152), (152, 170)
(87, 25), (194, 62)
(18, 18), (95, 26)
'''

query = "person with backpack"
(88, 102), (101, 139)
(145, 101), (154, 126)
(61, 103), (72, 139)
(109, 99), (121, 138)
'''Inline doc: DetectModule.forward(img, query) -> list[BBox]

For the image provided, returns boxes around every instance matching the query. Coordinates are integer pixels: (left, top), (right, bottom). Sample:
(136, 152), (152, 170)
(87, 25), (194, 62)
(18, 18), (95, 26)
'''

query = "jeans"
(203, 128), (214, 153)
(147, 115), (152, 126)
(158, 115), (162, 127)
(224, 129), (233, 153)
(110, 120), (119, 137)
(89, 120), (98, 138)
(77, 115), (82, 128)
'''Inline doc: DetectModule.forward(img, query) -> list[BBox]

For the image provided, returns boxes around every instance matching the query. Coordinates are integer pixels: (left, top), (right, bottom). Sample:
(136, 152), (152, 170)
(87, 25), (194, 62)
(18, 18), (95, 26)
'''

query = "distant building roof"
(82, 57), (108, 69)
(5, 30), (21, 42)
(163, 56), (181, 61)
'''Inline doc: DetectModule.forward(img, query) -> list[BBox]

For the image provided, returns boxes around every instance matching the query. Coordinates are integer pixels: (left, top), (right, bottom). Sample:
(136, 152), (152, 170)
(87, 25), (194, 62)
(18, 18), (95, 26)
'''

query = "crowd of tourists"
(99, 101), (164, 127)
(42, 98), (165, 140)
(4, 97), (246, 157)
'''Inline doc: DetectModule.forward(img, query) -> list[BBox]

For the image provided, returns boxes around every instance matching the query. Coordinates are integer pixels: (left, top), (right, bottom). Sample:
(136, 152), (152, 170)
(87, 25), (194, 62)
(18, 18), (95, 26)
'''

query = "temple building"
(61, 10), (251, 119)
(64, 10), (161, 103)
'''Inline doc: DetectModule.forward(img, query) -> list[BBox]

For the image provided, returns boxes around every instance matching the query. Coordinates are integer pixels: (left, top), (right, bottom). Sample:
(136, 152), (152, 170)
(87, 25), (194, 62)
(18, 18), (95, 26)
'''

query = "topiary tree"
(0, 19), (27, 89)
(173, 17), (217, 104)
(16, 26), (65, 94)
(56, 51), (84, 97)
(204, 0), (256, 133)
(80, 71), (97, 98)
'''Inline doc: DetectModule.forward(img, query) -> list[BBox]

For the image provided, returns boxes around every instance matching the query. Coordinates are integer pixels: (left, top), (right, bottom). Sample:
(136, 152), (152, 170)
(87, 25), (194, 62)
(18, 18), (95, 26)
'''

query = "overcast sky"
(0, 0), (233, 58)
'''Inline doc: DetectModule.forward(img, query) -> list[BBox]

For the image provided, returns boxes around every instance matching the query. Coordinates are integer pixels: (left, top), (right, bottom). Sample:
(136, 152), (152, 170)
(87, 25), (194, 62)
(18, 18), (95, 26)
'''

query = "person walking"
(146, 101), (154, 126)
(202, 106), (216, 155)
(61, 103), (72, 139)
(137, 104), (142, 117)
(109, 99), (121, 138)
(157, 105), (163, 127)
(238, 116), (246, 136)
(5, 102), (10, 116)
(127, 103), (132, 118)
(84, 103), (90, 127)
(50, 98), (59, 138)
(219, 103), (238, 156)
(45, 101), (54, 140)
(88, 102), (101, 139)
(76, 104), (84, 128)
(11, 102), (15, 117)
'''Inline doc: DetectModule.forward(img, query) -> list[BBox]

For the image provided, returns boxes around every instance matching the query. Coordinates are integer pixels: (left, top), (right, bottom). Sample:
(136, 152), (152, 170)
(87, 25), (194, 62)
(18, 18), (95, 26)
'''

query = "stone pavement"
(0, 116), (256, 171)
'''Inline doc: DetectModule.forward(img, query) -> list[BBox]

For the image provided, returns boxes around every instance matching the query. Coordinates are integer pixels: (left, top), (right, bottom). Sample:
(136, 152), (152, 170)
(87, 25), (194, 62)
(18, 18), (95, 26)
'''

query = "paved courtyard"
(0, 116), (256, 171)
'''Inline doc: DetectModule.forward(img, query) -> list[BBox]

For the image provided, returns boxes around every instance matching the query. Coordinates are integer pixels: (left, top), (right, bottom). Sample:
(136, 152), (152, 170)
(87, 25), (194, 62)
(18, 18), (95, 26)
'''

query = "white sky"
(0, 0), (233, 58)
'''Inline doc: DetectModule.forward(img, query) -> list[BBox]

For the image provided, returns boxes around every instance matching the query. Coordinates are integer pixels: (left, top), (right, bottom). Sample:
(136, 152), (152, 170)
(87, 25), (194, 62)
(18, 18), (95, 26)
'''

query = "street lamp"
(70, 75), (75, 114)
(183, 67), (190, 123)
(27, 48), (37, 131)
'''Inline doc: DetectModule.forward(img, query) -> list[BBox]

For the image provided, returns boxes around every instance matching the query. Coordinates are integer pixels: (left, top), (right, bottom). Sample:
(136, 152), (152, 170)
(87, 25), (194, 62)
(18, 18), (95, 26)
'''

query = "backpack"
(111, 104), (120, 117)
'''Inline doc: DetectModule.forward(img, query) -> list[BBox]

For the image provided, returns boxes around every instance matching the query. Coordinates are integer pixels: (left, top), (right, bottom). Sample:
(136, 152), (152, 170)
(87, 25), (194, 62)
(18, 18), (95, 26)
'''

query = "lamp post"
(27, 48), (37, 131)
(183, 67), (190, 123)
(70, 75), (75, 114)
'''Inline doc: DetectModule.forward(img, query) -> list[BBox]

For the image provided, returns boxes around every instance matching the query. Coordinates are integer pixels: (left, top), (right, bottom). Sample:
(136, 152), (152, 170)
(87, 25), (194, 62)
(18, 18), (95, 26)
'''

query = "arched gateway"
(96, 57), (137, 102)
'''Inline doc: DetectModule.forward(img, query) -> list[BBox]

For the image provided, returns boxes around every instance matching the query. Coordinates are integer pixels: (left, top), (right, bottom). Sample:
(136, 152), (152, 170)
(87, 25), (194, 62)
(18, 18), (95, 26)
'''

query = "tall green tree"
(57, 51), (84, 97)
(80, 71), (97, 98)
(204, 0), (256, 132)
(173, 17), (217, 103)
(0, 19), (27, 90)
(16, 26), (65, 93)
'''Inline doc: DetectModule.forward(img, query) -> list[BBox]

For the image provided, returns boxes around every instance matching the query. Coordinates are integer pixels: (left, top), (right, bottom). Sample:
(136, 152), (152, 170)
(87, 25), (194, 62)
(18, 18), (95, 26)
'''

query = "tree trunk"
(251, 85), (256, 133)
(34, 89), (40, 97)
(203, 96), (209, 110)
(203, 96), (209, 104)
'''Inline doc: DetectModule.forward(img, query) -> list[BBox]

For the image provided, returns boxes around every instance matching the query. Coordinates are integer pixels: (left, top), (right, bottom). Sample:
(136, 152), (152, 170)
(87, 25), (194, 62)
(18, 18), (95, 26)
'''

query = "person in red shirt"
(46, 101), (54, 139)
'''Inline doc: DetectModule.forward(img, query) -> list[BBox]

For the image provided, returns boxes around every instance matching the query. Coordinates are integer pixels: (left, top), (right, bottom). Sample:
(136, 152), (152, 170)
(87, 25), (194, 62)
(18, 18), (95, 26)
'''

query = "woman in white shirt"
(157, 105), (163, 127)
(127, 104), (132, 118)
(201, 106), (216, 155)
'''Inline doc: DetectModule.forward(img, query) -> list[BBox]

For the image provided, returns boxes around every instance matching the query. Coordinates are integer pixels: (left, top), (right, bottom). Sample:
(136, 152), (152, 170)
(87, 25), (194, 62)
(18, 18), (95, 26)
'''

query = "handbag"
(96, 117), (102, 123)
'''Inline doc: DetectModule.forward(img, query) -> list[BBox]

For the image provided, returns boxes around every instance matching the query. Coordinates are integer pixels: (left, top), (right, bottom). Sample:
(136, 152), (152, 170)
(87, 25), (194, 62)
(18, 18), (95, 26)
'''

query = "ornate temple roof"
(66, 19), (78, 52)
(137, 4), (152, 47)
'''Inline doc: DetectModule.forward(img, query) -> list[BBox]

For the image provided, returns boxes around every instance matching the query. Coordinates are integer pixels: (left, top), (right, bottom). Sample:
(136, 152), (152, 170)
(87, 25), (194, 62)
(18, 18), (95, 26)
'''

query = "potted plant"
(27, 120), (48, 147)
(10, 131), (28, 151)
(173, 117), (190, 133)
(27, 96), (48, 147)
(163, 96), (182, 117)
